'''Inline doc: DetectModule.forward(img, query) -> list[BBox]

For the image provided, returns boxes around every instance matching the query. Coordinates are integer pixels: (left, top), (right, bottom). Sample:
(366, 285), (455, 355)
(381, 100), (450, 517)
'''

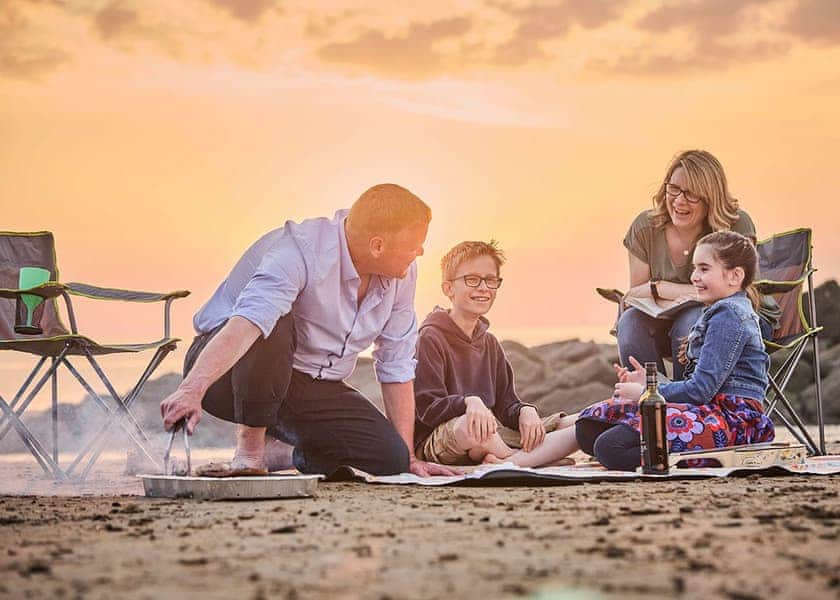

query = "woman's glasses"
(665, 183), (703, 204)
(449, 275), (503, 289)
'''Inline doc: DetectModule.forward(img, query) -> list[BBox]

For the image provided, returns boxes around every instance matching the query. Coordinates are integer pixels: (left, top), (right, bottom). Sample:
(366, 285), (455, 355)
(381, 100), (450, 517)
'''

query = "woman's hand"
(673, 291), (699, 304)
(622, 284), (651, 302)
(518, 406), (546, 452)
(464, 396), (496, 444)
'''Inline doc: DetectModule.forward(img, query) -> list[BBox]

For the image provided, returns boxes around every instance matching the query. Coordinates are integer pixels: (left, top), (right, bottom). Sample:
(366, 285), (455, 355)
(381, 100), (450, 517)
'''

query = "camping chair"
(596, 227), (825, 456)
(0, 231), (189, 480)
(755, 228), (825, 455)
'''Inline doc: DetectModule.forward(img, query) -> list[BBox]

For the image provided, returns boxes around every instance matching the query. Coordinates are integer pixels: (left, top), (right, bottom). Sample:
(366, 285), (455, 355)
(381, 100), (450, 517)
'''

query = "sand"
(1, 435), (839, 599)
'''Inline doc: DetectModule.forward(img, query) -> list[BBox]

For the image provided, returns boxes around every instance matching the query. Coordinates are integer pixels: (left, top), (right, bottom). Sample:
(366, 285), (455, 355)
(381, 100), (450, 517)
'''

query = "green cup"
(15, 266), (51, 335)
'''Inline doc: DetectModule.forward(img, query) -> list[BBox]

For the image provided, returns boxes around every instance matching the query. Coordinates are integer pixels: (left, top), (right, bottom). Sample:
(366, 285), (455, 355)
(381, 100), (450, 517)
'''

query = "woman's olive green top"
(623, 209), (756, 283)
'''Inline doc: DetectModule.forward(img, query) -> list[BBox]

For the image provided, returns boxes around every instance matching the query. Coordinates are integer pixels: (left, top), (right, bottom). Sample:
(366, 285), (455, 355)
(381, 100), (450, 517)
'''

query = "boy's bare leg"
(494, 427), (580, 468)
(466, 432), (516, 463)
(231, 425), (267, 470)
(449, 416), (516, 462)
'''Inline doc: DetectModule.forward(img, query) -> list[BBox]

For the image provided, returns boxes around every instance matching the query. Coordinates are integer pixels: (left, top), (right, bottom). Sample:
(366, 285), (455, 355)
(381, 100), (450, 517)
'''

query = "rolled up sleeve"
(372, 262), (419, 383)
(231, 236), (307, 338)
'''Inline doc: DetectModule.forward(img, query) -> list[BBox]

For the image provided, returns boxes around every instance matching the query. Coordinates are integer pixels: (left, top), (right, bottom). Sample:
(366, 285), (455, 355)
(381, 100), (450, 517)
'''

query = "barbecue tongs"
(163, 418), (191, 476)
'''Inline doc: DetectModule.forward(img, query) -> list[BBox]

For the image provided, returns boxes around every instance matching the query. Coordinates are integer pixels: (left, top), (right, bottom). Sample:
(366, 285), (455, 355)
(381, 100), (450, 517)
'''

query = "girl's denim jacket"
(659, 291), (769, 405)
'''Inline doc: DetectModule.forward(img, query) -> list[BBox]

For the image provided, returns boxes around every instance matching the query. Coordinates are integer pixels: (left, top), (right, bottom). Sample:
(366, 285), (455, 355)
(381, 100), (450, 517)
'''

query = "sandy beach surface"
(1, 431), (839, 600)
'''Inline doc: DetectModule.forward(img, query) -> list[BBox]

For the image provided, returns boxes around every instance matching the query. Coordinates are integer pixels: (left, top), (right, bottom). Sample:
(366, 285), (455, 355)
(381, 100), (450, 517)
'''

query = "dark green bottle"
(640, 362), (669, 474)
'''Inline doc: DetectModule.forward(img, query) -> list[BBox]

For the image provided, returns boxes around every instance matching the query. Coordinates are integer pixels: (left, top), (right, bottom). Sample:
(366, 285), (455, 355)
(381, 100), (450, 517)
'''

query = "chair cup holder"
(14, 297), (44, 335)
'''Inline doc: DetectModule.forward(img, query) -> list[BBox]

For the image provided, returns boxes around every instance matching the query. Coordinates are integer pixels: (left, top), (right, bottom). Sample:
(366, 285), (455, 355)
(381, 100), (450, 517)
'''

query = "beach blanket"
(332, 455), (840, 486)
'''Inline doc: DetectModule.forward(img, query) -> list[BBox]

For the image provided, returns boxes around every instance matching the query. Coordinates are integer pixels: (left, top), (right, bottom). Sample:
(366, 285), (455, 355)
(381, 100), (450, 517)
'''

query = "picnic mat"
(332, 455), (840, 487)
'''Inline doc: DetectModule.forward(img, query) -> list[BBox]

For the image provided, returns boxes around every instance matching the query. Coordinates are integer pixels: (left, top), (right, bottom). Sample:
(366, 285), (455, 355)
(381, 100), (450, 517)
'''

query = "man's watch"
(650, 279), (661, 301)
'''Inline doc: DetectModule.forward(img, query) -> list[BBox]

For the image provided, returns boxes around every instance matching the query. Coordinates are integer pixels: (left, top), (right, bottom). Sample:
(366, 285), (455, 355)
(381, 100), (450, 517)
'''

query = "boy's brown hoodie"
(413, 307), (532, 450)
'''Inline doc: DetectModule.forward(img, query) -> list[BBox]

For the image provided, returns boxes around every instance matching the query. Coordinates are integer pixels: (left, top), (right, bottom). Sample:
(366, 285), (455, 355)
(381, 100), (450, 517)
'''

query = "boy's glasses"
(449, 275), (503, 289)
(665, 183), (703, 204)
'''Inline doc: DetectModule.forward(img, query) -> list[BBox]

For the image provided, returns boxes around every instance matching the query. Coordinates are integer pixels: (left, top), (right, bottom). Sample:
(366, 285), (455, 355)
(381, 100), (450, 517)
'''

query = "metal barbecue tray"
(139, 473), (322, 500)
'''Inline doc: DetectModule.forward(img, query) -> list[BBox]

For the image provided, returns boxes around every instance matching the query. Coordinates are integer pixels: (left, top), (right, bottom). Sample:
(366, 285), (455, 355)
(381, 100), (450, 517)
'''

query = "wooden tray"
(669, 442), (807, 469)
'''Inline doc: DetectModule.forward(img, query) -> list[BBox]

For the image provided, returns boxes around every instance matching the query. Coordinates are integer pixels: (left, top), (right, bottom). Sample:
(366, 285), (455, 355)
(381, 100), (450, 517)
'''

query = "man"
(160, 183), (454, 477)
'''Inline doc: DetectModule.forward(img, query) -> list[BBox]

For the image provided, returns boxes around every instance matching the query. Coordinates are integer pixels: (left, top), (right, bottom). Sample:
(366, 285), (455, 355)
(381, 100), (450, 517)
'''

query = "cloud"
(491, 0), (627, 66)
(316, 17), (475, 79)
(784, 0), (840, 44)
(0, 1), (70, 80)
(91, 1), (182, 58)
(636, 0), (764, 36)
(593, 38), (790, 77)
(94, 1), (139, 41)
(591, 0), (792, 77)
(202, 0), (277, 23)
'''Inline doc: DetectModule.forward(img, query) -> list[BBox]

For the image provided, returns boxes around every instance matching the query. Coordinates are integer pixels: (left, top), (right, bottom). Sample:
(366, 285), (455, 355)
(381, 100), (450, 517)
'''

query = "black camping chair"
(596, 228), (825, 455)
(0, 231), (189, 479)
(755, 228), (825, 455)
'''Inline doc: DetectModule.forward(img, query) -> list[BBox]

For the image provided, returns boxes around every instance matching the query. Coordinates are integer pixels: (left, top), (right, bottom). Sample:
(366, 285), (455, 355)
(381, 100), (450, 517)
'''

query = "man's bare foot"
(264, 436), (295, 472)
(232, 424), (267, 471)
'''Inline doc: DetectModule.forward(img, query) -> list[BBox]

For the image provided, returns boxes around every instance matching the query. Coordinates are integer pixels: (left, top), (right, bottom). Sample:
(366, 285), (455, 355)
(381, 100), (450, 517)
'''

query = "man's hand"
(409, 457), (461, 477)
(518, 406), (545, 452)
(464, 396), (496, 444)
(160, 386), (203, 434)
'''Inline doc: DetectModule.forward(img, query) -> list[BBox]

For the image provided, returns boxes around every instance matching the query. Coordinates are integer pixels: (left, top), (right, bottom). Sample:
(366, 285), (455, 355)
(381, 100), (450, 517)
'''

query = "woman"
(618, 149), (762, 380)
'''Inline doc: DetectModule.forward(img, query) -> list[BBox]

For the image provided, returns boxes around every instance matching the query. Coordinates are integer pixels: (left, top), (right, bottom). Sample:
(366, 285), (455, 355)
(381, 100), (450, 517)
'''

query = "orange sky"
(3, 0), (840, 352)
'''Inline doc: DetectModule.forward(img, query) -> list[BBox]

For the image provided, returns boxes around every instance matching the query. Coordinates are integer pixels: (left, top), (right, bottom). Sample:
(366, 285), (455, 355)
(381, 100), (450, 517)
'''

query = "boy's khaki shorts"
(417, 412), (567, 466)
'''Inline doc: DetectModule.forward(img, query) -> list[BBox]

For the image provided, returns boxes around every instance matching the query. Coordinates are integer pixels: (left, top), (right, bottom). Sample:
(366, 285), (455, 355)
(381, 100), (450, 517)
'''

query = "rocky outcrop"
(3, 280), (839, 454)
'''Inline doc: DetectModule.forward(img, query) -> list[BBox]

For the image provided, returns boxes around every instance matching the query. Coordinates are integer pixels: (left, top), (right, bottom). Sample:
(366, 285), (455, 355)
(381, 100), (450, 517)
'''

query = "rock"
(532, 339), (601, 366)
(530, 382), (615, 416)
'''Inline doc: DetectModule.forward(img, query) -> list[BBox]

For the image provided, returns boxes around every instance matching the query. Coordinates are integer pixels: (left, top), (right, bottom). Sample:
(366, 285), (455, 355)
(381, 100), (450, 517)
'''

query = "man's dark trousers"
(184, 314), (410, 476)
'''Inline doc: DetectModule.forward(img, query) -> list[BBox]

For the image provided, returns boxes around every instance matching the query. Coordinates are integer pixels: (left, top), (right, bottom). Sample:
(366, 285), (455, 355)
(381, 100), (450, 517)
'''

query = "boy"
(413, 240), (568, 466)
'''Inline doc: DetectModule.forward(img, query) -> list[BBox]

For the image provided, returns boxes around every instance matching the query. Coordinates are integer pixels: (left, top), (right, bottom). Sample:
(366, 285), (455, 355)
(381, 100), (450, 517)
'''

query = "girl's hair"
(696, 230), (760, 308)
(650, 150), (741, 231)
(677, 230), (760, 365)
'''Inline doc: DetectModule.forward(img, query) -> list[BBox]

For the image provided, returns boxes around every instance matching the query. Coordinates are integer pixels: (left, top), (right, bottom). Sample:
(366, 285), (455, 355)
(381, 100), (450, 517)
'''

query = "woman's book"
(596, 287), (701, 320)
(624, 296), (702, 319)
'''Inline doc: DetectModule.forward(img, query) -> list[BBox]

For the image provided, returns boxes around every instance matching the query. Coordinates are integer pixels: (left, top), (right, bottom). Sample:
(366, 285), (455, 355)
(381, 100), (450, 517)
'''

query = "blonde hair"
(440, 240), (506, 280)
(650, 150), (741, 232)
(346, 184), (431, 238)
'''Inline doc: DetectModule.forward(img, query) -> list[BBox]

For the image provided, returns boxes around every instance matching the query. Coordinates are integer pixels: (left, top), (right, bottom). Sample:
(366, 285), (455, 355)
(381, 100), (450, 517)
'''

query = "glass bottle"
(640, 362), (669, 474)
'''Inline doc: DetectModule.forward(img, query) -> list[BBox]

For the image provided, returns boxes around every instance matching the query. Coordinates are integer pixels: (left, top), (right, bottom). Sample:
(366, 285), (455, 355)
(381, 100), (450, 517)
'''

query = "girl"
(489, 231), (774, 470)
(578, 230), (774, 470)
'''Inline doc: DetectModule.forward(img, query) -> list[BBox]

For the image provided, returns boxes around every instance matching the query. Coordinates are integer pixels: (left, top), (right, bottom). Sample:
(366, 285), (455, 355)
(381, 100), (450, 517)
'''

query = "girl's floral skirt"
(579, 393), (775, 457)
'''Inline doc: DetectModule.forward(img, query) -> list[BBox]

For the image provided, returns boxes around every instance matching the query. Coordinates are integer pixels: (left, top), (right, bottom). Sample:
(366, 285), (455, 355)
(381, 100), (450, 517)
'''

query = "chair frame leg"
(61, 357), (159, 478)
(767, 374), (819, 455)
(0, 349), (69, 444)
(68, 344), (173, 480)
(51, 357), (58, 466)
(0, 393), (66, 479)
(806, 271), (826, 455)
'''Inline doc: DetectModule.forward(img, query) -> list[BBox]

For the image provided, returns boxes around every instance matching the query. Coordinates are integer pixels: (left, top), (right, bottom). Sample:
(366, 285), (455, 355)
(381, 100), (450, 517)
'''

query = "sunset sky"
(3, 0), (840, 358)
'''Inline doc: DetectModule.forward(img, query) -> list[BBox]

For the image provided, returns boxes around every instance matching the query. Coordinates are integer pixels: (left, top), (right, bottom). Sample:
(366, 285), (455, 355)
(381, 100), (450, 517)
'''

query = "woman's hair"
(650, 150), (741, 231)
(697, 230), (760, 309)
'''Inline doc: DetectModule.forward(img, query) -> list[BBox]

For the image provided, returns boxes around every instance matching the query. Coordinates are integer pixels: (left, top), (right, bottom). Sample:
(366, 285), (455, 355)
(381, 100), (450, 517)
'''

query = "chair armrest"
(755, 279), (804, 295)
(0, 282), (68, 300)
(66, 283), (190, 302)
(596, 287), (625, 304)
